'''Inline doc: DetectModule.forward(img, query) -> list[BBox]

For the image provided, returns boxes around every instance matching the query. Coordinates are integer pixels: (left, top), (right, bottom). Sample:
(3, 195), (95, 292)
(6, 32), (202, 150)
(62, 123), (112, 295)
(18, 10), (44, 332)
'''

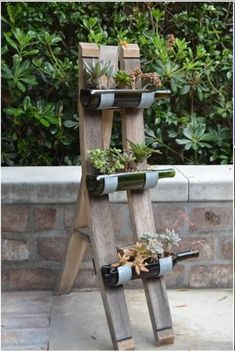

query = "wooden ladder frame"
(56, 42), (175, 350)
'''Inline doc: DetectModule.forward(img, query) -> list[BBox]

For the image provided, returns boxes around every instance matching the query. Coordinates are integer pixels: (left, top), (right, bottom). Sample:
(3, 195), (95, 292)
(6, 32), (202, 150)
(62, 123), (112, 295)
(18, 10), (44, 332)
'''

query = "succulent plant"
(141, 72), (162, 89)
(127, 140), (161, 164)
(84, 60), (114, 89)
(160, 228), (181, 252)
(88, 147), (125, 174)
(114, 70), (132, 88)
(132, 255), (149, 275)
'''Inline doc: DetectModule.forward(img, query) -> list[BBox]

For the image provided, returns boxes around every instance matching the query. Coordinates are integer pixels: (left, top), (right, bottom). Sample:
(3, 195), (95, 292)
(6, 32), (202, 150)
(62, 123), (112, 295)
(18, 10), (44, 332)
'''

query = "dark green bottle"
(86, 168), (175, 196)
(101, 249), (199, 287)
(80, 89), (171, 110)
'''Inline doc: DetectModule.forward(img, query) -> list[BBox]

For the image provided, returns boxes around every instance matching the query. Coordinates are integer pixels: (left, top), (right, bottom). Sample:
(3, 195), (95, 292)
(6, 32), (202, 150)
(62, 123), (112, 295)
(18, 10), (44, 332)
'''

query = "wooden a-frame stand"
(56, 43), (175, 350)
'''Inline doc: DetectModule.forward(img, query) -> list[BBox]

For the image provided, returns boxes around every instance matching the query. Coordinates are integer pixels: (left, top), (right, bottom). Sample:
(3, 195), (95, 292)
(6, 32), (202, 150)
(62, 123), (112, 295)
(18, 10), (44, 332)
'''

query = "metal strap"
(137, 92), (155, 108)
(97, 93), (115, 109)
(159, 256), (173, 276)
(101, 175), (118, 195)
(143, 171), (158, 189)
(116, 265), (132, 285)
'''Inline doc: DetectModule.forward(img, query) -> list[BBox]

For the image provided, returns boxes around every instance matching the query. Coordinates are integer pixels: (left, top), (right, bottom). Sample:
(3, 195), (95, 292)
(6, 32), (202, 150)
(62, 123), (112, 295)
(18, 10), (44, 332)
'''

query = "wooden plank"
(75, 44), (134, 349)
(119, 43), (140, 58)
(102, 110), (113, 149)
(56, 177), (90, 295)
(79, 42), (99, 57)
(88, 195), (134, 349)
(120, 47), (175, 346)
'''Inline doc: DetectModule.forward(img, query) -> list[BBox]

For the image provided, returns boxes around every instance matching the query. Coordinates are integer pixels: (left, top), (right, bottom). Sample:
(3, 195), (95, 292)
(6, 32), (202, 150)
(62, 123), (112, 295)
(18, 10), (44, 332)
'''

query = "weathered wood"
(56, 176), (89, 295)
(116, 338), (135, 350)
(79, 44), (134, 349)
(102, 110), (113, 149)
(79, 42), (99, 57)
(119, 44), (140, 58)
(87, 195), (134, 348)
(120, 47), (175, 346)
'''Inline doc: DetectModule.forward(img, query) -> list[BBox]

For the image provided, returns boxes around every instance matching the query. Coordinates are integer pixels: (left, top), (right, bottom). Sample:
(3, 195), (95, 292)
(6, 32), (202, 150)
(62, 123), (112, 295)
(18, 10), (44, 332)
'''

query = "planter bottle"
(101, 250), (199, 287)
(80, 89), (171, 110)
(86, 168), (175, 196)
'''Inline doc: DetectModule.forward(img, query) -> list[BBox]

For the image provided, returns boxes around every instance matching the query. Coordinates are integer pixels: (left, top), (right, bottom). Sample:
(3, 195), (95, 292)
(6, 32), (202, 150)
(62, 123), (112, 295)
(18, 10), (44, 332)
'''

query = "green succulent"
(88, 147), (125, 174)
(114, 70), (132, 88)
(84, 60), (114, 88)
(128, 140), (160, 163)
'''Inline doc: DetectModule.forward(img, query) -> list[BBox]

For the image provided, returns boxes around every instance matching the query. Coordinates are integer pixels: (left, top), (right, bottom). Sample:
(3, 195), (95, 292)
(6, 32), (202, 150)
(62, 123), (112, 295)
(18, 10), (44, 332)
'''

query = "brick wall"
(1, 166), (233, 290)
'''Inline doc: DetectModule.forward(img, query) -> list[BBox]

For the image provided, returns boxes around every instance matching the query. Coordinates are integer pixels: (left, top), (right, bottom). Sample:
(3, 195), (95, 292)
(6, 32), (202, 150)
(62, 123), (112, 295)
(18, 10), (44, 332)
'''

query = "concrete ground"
(2, 289), (233, 351)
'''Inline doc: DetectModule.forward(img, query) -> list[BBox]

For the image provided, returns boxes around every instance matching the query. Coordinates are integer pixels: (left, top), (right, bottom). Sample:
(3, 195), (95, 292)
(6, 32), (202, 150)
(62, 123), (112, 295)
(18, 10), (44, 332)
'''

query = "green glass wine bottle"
(86, 168), (175, 196)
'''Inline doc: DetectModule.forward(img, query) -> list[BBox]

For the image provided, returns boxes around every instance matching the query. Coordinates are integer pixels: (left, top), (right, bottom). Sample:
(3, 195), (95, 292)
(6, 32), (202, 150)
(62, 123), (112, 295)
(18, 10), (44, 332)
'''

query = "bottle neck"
(174, 250), (199, 263)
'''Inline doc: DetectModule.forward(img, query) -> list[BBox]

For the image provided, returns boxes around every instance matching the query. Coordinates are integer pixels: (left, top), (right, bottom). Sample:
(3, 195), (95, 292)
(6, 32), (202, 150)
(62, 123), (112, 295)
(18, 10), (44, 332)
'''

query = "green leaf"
(179, 85), (191, 95)
(51, 35), (62, 45)
(4, 107), (24, 117)
(23, 96), (31, 111)
(23, 49), (39, 56)
(170, 79), (177, 93)
(63, 120), (78, 128)
(38, 118), (50, 127)
(4, 33), (19, 52)
(16, 81), (26, 92)
(21, 77), (38, 85)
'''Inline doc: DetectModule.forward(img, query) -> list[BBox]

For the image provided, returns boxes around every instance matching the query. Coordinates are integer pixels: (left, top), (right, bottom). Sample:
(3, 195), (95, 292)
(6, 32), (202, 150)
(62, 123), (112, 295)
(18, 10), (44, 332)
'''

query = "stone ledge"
(1, 165), (233, 204)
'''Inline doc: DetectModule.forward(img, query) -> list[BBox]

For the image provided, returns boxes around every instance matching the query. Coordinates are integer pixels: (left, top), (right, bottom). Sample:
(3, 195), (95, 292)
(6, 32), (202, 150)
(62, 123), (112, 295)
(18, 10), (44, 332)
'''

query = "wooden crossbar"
(56, 42), (174, 350)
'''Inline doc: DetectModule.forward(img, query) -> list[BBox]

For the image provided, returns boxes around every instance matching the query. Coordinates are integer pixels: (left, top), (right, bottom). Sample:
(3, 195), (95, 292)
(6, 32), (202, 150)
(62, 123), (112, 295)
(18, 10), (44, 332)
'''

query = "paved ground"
(2, 289), (233, 351)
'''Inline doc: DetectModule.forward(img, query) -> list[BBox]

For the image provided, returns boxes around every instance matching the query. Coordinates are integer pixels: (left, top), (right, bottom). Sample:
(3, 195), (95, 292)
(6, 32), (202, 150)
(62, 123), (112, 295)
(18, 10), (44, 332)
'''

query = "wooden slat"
(119, 44), (140, 58)
(79, 42), (99, 57)
(87, 195), (134, 349)
(56, 177), (89, 295)
(120, 46), (175, 346)
(80, 50), (134, 345)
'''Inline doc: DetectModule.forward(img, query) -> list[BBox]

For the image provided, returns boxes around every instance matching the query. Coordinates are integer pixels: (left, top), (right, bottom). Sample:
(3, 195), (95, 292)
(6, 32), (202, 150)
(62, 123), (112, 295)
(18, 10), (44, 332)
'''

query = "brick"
(64, 207), (74, 231)
(2, 239), (29, 261)
(9, 268), (56, 290)
(165, 265), (185, 288)
(220, 238), (233, 260)
(178, 237), (214, 260)
(190, 206), (233, 233)
(33, 208), (56, 231)
(74, 269), (98, 289)
(189, 264), (233, 288)
(2, 270), (10, 290)
(37, 237), (66, 261)
(152, 204), (190, 234)
(2, 206), (29, 232)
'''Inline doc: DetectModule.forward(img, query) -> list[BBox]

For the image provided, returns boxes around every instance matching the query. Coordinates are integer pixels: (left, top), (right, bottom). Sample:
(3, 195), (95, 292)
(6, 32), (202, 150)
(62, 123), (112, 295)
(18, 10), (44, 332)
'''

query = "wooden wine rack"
(56, 43), (175, 350)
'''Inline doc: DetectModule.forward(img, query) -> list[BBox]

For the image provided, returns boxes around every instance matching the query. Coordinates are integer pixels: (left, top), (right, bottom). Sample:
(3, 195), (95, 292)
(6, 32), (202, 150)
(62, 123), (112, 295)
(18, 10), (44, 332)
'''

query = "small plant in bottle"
(86, 143), (174, 196)
(84, 60), (114, 89)
(101, 228), (199, 287)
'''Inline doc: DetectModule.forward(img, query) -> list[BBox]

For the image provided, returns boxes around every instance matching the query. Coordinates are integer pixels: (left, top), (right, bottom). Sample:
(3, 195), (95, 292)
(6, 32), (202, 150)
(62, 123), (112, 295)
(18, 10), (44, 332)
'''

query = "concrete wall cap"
(1, 165), (233, 204)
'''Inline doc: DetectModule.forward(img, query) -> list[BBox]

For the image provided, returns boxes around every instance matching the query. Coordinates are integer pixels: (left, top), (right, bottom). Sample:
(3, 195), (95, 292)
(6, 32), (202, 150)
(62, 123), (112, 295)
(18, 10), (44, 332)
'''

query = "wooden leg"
(127, 190), (175, 346)
(102, 110), (113, 149)
(56, 178), (89, 295)
(88, 195), (135, 350)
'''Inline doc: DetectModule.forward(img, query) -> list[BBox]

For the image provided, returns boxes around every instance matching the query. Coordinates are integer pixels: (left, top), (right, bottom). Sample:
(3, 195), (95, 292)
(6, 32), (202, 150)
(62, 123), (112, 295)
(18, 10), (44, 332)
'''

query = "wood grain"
(58, 43), (134, 349)
(120, 51), (174, 346)
(79, 42), (99, 57)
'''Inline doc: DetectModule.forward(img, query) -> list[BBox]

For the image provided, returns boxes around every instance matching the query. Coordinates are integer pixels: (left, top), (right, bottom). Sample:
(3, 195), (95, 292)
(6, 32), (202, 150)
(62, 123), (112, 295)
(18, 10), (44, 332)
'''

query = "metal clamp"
(116, 265), (132, 285)
(97, 93), (115, 109)
(159, 256), (173, 276)
(143, 171), (158, 189)
(100, 175), (118, 195)
(137, 92), (155, 108)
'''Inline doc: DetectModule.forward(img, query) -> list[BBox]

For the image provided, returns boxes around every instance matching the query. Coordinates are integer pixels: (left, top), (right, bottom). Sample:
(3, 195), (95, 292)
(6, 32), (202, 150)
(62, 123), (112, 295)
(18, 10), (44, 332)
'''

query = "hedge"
(1, 2), (233, 166)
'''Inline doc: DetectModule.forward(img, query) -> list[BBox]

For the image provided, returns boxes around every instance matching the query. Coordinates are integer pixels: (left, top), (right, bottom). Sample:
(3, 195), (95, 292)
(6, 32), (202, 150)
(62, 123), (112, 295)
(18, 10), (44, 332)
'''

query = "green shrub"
(1, 2), (233, 165)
